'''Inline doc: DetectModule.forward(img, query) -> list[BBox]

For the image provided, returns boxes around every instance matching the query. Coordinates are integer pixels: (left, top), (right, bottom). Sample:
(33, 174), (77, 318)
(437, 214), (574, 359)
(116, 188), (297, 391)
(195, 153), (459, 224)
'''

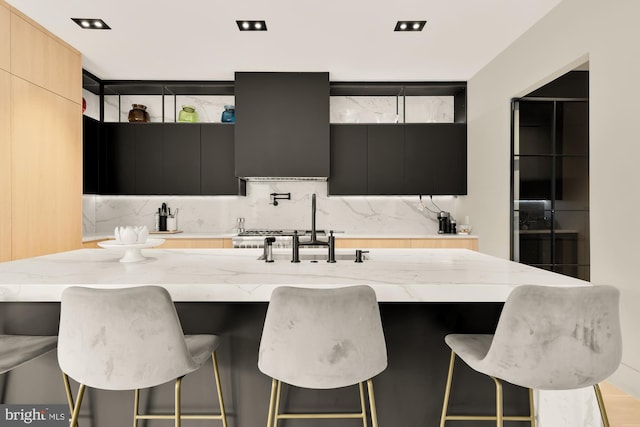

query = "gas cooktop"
(237, 229), (325, 236)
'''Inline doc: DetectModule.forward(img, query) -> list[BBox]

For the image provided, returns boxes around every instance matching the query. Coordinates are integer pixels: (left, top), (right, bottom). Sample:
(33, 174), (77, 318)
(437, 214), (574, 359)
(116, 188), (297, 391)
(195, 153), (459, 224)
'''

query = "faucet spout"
(311, 193), (317, 242)
(299, 193), (328, 247)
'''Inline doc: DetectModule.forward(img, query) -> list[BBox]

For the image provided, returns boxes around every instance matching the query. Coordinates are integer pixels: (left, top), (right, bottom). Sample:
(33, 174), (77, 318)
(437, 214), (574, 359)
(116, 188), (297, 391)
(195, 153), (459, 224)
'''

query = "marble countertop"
(82, 232), (478, 242)
(0, 248), (587, 303)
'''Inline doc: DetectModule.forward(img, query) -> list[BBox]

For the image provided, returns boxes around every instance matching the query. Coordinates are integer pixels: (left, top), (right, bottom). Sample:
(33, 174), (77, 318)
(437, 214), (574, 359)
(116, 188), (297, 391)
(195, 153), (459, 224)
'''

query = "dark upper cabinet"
(83, 116), (100, 194)
(367, 125), (405, 195)
(234, 72), (330, 177)
(135, 125), (164, 195)
(405, 124), (467, 195)
(163, 124), (201, 195)
(103, 123), (136, 195)
(201, 124), (243, 195)
(329, 125), (368, 195)
(329, 123), (466, 196)
(100, 123), (241, 196)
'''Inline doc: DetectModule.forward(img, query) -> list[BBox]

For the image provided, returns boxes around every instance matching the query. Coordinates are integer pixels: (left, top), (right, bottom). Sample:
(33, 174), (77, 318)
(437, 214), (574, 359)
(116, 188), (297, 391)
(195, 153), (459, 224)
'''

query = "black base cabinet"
(329, 123), (466, 196)
(100, 123), (243, 196)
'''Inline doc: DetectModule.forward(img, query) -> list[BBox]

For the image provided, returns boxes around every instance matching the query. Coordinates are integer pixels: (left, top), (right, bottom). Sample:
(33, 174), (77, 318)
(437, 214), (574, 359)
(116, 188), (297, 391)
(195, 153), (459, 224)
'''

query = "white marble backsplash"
(329, 96), (454, 124)
(83, 182), (463, 235)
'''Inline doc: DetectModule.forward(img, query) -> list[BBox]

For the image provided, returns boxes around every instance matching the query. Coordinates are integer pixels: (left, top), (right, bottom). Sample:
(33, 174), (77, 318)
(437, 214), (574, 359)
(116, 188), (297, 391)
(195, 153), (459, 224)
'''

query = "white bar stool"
(0, 335), (57, 402)
(258, 285), (387, 427)
(57, 285), (228, 427)
(439, 284), (622, 427)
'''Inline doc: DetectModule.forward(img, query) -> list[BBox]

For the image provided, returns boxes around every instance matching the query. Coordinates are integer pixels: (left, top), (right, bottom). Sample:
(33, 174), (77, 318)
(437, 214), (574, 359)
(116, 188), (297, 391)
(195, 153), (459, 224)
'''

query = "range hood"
(234, 72), (330, 179)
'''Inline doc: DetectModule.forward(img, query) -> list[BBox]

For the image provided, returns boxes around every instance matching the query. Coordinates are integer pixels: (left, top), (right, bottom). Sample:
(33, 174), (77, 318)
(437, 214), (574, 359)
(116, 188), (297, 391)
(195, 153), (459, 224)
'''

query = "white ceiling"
(7, 0), (562, 82)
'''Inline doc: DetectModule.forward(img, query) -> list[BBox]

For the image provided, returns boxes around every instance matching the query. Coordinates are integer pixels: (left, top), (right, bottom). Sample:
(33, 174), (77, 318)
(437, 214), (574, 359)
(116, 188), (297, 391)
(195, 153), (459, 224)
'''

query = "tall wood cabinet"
(0, 1), (82, 261)
(0, 70), (10, 261)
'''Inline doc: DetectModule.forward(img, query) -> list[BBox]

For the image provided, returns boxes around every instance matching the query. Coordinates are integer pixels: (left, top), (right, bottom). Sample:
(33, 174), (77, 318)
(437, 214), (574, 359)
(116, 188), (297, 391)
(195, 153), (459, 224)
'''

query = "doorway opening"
(511, 69), (590, 280)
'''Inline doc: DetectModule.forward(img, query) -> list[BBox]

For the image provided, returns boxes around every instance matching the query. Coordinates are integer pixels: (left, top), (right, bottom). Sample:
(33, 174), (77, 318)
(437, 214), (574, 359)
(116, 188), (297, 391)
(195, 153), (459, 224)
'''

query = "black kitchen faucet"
(292, 194), (336, 263)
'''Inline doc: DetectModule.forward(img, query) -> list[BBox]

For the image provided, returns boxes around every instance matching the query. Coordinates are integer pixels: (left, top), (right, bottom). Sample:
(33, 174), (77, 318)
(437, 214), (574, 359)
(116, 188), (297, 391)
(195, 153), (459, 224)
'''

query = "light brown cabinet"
(11, 77), (82, 259)
(0, 70), (10, 261)
(1, 1), (82, 262)
(10, 11), (81, 103)
(0, 3), (9, 71)
(336, 238), (478, 251)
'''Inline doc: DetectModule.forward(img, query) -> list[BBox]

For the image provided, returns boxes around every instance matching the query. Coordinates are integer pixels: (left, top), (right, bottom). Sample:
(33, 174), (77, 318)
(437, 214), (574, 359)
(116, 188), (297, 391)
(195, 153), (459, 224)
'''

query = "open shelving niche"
(329, 82), (466, 124)
(82, 73), (466, 125)
(82, 73), (235, 124)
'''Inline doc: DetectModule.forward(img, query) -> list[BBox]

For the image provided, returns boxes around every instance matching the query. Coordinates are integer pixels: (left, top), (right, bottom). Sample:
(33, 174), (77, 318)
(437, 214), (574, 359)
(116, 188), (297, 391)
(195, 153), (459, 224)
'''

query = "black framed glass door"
(511, 99), (590, 280)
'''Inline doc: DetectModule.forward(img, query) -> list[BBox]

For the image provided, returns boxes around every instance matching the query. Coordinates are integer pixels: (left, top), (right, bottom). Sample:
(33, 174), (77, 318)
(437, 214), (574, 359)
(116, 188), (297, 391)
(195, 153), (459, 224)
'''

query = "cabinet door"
(103, 123), (136, 195)
(235, 72), (330, 177)
(201, 124), (238, 195)
(430, 124), (466, 195)
(135, 124), (164, 195)
(83, 116), (100, 194)
(367, 125), (404, 195)
(163, 124), (201, 195)
(404, 124), (435, 195)
(405, 124), (467, 195)
(329, 125), (367, 195)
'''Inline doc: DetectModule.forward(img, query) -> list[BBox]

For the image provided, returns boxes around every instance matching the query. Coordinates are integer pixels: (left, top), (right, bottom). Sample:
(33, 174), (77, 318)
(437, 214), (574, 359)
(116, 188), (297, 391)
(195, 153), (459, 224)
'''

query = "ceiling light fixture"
(71, 18), (111, 30)
(236, 20), (267, 31)
(394, 20), (426, 32)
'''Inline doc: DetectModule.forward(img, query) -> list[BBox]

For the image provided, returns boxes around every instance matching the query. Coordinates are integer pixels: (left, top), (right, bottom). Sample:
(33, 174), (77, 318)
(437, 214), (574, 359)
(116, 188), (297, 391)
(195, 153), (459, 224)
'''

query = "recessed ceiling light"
(236, 20), (267, 31)
(71, 18), (111, 30)
(394, 21), (426, 32)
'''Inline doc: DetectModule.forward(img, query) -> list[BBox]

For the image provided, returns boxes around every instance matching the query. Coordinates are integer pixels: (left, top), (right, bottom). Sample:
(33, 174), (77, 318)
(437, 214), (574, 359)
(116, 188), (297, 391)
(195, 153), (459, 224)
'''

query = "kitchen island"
(0, 248), (601, 426)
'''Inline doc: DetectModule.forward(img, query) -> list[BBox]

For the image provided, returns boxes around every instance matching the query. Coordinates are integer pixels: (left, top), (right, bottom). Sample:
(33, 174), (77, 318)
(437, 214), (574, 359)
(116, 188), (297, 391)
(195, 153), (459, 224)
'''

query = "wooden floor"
(601, 382), (640, 427)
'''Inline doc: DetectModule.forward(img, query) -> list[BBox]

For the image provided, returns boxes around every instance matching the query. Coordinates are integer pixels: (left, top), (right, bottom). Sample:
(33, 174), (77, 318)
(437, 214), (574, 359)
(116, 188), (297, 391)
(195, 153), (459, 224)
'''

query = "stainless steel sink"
(257, 252), (367, 261)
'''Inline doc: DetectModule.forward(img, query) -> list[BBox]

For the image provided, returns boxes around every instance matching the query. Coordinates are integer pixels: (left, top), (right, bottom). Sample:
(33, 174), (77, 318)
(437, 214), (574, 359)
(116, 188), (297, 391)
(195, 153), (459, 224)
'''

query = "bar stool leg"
(266, 379), (278, 427)
(440, 350), (456, 427)
(62, 373), (74, 415)
(212, 352), (228, 427)
(133, 389), (140, 427)
(492, 377), (503, 427)
(528, 388), (536, 427)
(70, 383), (86, 427)
(367, 379), (379, 427)
(175, 377), (183, 427)
(594, 384), (611, 427)
(358, 382), (368, 427)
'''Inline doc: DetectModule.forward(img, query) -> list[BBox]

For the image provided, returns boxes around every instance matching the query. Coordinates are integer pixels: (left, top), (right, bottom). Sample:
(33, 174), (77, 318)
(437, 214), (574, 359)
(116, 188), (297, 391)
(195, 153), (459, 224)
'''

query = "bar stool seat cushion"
(184, 335), (222, 366)
(0, 335), (57, 374)
(58, 286), (221, 391)
(445, 285), (622, 391)
(258, 285), (387, 389)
